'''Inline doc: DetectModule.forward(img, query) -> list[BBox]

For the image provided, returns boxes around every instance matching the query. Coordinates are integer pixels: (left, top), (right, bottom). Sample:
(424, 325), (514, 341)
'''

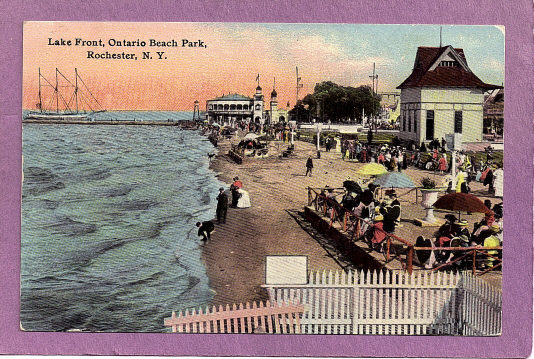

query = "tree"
(288, 103), (311, 123)
(294, 81), (381, 123)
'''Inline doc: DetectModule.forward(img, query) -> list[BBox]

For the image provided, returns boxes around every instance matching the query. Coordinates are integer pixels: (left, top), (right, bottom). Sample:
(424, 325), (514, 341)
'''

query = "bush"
(420, 177), (437, 189)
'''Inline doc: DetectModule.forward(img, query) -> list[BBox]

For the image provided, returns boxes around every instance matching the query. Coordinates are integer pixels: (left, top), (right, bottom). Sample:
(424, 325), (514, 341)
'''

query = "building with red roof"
(397, 45), (502, 144)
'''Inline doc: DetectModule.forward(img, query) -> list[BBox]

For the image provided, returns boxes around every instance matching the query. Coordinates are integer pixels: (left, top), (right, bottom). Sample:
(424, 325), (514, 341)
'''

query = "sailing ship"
(25, 68), (105, 120)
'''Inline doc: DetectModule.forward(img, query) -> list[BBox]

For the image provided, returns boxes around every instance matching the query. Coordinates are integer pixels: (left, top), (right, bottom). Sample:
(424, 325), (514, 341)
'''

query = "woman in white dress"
(237, 188), (251, 208)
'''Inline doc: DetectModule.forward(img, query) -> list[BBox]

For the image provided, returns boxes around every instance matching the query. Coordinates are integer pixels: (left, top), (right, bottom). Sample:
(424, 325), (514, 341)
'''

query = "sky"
(23, 22), (505, 111)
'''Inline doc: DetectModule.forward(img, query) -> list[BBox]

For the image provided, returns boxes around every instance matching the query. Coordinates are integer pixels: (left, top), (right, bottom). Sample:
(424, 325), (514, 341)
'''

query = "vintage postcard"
(1, 6), (528, 356)
(21, 21), (505, 336)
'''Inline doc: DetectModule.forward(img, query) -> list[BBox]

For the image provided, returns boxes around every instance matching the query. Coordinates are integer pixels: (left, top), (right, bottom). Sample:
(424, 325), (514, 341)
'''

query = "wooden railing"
(307, 187), (415, 273)
(164, 300), (305, 334)
(413, 245), (502, 276)
(306, 187), (502, 276)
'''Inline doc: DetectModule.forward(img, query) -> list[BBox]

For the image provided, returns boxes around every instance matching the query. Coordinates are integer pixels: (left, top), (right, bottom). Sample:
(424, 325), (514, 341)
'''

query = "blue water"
(21, 112), (222, 332)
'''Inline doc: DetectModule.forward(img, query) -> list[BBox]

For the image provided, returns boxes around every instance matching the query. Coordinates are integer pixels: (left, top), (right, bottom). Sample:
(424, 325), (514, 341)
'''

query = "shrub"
(420, 177), (437, 189)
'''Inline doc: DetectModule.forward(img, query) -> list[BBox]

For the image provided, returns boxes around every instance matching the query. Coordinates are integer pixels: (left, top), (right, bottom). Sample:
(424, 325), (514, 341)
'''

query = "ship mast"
(55, 68), (59, 114)
(75, 68), (79, 114)
(38, 68), (42, 113)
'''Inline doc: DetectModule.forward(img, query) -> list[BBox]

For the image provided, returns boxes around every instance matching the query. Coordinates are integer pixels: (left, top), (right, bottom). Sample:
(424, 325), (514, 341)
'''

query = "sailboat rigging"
(26, 68), (105, 120)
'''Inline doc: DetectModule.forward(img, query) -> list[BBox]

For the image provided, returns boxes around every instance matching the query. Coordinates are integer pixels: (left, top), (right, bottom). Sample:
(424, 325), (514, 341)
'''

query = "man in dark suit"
(216, 187), (228, 224)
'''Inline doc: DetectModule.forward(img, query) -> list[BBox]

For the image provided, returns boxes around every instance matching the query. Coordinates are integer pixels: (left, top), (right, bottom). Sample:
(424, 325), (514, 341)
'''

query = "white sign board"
(265, 255), (308, 285)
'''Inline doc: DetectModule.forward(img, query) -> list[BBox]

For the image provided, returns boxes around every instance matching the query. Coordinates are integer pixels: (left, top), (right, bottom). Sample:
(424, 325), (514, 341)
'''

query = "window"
(402, 110), (406, 132)
(224, 104), (229, 110)
(439, 61), (459, 67)
(454, 111), (463, 133)
(255, 104), (261, 110)
(414, 111), (417, 132)
(426, 110), (434, 140)
(408, 111), (412, 132)
(230, 104), (236, 111)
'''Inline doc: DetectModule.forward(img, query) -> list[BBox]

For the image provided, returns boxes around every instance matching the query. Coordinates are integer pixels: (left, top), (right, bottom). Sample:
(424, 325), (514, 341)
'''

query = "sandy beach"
(202, 135), (502, 306)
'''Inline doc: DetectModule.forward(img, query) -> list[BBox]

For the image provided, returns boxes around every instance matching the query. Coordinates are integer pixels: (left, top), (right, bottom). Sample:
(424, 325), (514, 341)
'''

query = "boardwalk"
(206, 134), (502, 307)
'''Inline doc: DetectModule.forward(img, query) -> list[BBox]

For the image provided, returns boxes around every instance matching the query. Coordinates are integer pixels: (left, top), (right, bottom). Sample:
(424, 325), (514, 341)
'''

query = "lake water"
(21, 111), (223, 332)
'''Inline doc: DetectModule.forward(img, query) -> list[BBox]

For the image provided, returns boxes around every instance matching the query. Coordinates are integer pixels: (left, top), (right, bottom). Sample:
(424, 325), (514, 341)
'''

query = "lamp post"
(316, 122), (323, 152)
(289, 120), (297, 145)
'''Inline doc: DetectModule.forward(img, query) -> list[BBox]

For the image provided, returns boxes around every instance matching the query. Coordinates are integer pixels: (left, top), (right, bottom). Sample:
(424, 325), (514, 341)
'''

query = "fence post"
(473, 249), (477, 275)
(307, 187), (312, 206)
(407, 246), (413, 274)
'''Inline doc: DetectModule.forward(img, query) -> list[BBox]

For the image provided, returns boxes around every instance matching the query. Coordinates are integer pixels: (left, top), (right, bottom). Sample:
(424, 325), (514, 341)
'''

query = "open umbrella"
(432, 193), (491, 214)
(372, 172), (416, 188)
(359, 190), (375, 206)
(243, 132), (260, 141)
(356, 163), (388, 176)
(343, 180), (362, 194)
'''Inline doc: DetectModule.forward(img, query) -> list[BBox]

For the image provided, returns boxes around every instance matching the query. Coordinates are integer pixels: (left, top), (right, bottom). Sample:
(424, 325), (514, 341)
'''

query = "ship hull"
(25, 113), (88, 121)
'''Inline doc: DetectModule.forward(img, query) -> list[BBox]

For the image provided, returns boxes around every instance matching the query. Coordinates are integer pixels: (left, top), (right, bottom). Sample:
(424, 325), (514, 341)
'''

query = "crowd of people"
(315, 169), (503, 270)
(421, 198), (504, 269)
(336, 136), (503, 198)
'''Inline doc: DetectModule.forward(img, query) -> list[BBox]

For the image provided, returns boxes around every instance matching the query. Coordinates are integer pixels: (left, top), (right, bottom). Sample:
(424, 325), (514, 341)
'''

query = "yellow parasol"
(356, 163), (388, 176)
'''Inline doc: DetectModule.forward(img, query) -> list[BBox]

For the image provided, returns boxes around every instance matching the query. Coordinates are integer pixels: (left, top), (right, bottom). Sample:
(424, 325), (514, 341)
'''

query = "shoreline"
(201, 139), (344, 306)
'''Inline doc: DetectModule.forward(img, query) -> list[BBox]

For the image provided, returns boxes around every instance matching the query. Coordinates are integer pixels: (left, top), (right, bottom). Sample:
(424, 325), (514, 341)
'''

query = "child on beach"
(196, 221), (215, 243)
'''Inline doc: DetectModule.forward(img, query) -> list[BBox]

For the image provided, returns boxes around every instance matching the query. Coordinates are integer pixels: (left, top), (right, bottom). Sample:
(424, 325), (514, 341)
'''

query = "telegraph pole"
(296, 66), (303, 122)
(369, 63), (378, 93)
(369, 63), (378, 131)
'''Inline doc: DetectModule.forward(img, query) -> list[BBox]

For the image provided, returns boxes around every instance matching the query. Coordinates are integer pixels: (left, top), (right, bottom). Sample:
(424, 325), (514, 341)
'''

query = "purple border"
(1, 0), (532, 357)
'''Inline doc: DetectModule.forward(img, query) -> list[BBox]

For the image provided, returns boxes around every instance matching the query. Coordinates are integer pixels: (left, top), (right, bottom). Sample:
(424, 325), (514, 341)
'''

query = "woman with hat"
(367, 214), (386, 252)
(482, 224), (502, 268)
(437, 214), (461, 247)
(379, 189), (401, 234)
(457, 219), (470, 239)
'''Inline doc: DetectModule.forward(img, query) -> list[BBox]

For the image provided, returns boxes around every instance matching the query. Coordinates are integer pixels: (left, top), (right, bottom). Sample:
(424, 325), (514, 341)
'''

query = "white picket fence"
(262, 269), (501, 336)
(164, 301), (305, 334)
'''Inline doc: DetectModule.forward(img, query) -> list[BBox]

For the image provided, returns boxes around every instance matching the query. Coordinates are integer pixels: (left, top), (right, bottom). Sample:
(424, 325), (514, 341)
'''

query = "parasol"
(432, 193), (491, 214)
(243, 132), (260, 140)
(415, 236), (433, 265)
(359, 190), (375, 206)
(342, 180), (362, 194)
(356, 163), (388, 176)
(372, 172), (416, 188)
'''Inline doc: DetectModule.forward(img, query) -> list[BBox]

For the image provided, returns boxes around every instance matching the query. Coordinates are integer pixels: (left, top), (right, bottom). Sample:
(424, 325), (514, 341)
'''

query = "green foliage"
(295, 81), (381, 123)
(420, 177), (437, 189)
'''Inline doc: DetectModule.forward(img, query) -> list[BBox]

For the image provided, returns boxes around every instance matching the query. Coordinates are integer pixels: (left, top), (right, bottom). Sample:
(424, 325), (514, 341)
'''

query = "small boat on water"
(25, 68), (105, 121)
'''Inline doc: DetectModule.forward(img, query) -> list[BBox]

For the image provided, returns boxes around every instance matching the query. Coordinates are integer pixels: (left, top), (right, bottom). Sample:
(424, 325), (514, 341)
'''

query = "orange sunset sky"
(23, 22), (505, 111)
